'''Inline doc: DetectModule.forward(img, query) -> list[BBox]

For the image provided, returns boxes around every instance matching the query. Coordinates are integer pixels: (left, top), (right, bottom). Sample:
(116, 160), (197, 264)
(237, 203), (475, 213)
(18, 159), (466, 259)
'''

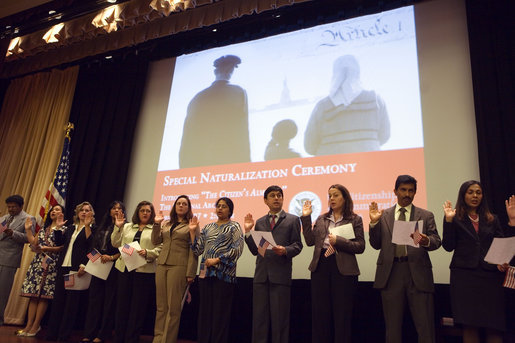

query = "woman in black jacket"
(46, 201), (95, 341)
(81, 201), (126, 343)
(442, 180), (505, 343)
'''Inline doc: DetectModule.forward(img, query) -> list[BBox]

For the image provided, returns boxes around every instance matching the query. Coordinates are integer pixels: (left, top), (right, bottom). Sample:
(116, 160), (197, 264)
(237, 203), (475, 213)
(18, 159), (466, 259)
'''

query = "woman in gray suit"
(301, 184), (365, 343)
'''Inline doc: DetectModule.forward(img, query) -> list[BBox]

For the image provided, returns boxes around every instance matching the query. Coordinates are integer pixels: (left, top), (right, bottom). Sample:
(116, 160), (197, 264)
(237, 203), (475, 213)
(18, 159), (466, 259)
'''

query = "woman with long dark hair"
(17, 205), (65, 337)
(301, 184), (365, 343)
(153, 195), (198, 343)
(189, 197), (244, 343)
(81, 201), (126, 343)
(443, 180), (506, 343)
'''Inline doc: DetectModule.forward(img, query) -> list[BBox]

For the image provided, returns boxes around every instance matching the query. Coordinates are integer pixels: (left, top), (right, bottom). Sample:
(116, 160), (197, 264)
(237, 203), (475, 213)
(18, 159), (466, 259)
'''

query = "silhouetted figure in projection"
(304, 55), (390, 156)
(179, 55), (250, 168)
(264, 119), (301, 160)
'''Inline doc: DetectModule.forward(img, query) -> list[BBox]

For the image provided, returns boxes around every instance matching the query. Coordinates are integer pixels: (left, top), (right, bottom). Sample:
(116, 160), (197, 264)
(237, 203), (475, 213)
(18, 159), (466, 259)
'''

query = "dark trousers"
(252, 280), (291, 343)
(114, 270), (155, 343)
(197, 277), (235, 343)
(311, 253), (358, 343)
(0, 265), (17, 325)
(381, 261), (435, 343)
(83, 269), (117, 340)
(46, 267), (88, 341)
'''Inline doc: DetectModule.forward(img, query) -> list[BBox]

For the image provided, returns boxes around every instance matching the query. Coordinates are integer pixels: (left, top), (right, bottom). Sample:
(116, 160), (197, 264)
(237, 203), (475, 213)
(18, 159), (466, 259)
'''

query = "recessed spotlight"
(107, 0), (117, 3)
(55, 15), (62, 20)
(212, 28), (217, 32)
(13, 28), (19, 34)
(49, 10), (56, 15)
(5, 25), (11, 29)
(275, 14), (281, 18)
(105, 55), (113, 59)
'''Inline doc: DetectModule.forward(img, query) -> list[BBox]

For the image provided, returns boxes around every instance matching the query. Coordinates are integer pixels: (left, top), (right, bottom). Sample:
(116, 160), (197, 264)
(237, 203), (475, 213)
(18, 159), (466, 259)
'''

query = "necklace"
(468, 214), (479, 223)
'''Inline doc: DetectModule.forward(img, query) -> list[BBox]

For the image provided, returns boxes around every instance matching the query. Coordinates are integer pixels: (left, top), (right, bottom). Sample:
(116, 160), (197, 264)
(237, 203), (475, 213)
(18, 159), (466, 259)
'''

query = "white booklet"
(64, 271), (92, 290)
(329, 223), (355, 240)
(119, 241), (147, 272)
(484, 236), (515, 265)
(392, 220), (423, 247)
(85, 258), (114, 280)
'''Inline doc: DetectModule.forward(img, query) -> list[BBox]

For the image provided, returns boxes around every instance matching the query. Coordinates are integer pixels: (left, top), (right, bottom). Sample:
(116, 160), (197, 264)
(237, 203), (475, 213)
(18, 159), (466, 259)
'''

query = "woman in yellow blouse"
(152, 195), (198, 343)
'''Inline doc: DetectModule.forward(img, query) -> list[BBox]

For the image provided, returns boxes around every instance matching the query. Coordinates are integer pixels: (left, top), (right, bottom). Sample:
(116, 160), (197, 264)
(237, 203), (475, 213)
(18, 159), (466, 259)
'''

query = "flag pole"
(37, 123), (74, 231)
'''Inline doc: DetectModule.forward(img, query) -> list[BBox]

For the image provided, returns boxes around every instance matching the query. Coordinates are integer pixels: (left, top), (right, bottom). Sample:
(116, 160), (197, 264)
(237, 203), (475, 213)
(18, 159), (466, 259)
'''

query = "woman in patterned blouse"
(189, 197), (244, 343)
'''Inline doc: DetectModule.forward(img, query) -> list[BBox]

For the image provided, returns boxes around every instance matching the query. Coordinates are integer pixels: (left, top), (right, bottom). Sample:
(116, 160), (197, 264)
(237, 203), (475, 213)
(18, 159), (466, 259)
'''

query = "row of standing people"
(2, 175), (514, 343)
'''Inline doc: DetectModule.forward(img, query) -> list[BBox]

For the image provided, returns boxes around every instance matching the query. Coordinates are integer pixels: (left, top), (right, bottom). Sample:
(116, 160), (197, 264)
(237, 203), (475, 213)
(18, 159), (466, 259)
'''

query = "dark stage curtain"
(466, 0), (515, 223)
(66, 55), (149, 219)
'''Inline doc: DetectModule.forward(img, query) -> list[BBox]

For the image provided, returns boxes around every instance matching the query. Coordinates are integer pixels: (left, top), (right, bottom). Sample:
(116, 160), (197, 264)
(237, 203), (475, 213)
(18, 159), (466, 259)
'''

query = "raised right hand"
(506, 195), (515, 226)
(56, 213), (67, 228)
(155, 211), (164, 225)
(369, 202), (383, 223)
(243, 213), (254, 233)
(24, 217), (33, 232)
(443, 201), (456, 222)
(302, 200), (312, 217)
(114, 211), (126, 228)
(189, 216), (199, 232)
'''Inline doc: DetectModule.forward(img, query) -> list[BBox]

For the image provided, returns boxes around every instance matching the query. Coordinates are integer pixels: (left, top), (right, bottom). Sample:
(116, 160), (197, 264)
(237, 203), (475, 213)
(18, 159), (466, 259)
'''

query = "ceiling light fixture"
(49, 10), (56, 15)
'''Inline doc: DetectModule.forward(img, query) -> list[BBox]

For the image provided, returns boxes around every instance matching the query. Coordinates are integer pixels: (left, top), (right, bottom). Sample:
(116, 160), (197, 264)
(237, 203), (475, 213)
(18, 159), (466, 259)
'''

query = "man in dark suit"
(0, 194), (34, 326)
(369, 175), (441, 343)
(244, 185), (303, 343)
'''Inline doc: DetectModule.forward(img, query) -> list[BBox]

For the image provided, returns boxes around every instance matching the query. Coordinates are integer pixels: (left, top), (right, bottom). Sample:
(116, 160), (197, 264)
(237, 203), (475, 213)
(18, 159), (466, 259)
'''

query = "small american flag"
(199, 263), (206, 279)
(122, 243), (134, 256)
(0, 219), (7, 233)
(258, 237), (269, 257)
(324, 244), (335, 257)
(64, 274), (75, 288)
(87, 249), (101, 262)
(412, 221), (423, 246)
(503, 266), (515, 289)
(41, 254), (53, 270)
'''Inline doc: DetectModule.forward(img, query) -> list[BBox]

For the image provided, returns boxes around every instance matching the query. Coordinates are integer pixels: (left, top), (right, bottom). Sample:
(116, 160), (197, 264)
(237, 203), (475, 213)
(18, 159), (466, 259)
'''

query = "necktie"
(395, 208), (407, 257)
(398, 207), (407, 221)
(270, 215), (276, 230)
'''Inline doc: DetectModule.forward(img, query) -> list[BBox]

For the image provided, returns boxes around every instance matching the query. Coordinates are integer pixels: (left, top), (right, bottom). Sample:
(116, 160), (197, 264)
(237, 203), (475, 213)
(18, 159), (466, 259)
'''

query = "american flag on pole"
(87, 249), (101, 263)
(503, 266), (515, 289)
(122, 243), (134, 256)
(36, 124), (73, 232)
(258, 237), (270, 257)
(41, 254), (53, 270)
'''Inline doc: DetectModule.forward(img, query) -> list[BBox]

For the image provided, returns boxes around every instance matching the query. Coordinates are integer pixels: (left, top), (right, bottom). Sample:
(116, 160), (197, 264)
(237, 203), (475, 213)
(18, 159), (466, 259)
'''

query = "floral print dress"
(21, 227), (63, 299)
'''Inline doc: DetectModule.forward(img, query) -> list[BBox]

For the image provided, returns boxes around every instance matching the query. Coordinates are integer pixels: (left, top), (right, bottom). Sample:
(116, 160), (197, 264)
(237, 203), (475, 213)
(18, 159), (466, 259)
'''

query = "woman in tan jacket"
(152, 195), (198, 343)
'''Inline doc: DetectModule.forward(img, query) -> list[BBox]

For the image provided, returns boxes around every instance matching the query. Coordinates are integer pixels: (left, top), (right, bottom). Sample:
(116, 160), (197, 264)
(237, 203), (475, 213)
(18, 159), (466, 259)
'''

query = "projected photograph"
(158, 5), (422, 171)
(154, 6), (427, 228)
